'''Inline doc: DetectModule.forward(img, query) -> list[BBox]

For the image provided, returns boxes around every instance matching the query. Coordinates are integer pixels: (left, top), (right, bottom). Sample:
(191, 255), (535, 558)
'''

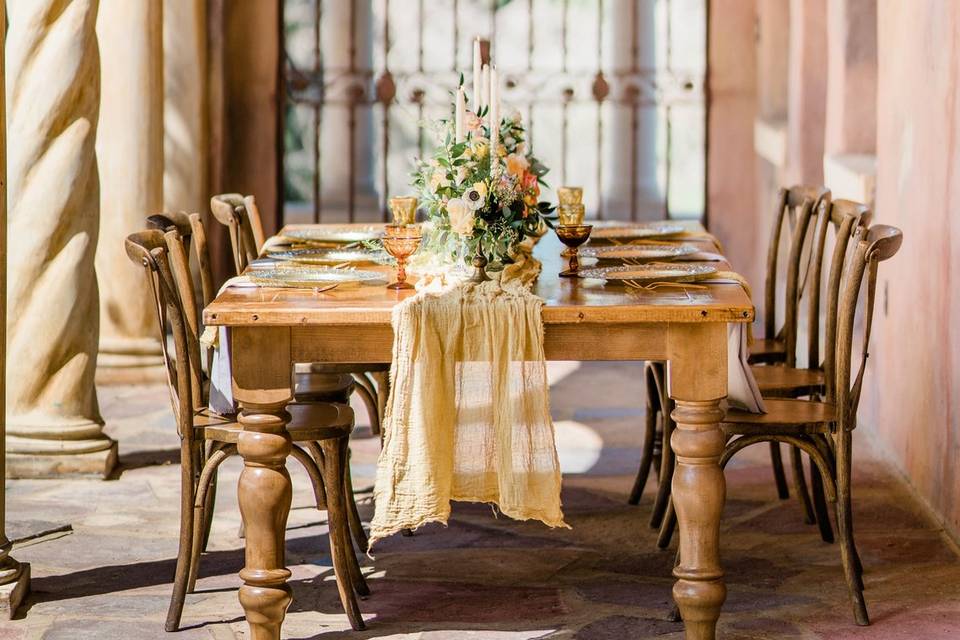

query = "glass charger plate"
(248, 267), (384, 289)
(579, 262), (718, 283)
(283, 225), (384, 243)
(268, 247), (387, 266)
(589, 221), (686, 240)
(580, 242), (699, 260)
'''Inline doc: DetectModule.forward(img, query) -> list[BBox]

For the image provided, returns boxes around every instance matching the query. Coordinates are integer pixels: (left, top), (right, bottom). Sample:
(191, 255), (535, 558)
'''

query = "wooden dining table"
(203, 220), (754, 640)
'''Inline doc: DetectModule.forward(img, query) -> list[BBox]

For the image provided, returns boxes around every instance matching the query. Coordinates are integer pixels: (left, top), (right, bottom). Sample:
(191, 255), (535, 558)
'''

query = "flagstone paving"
(3, 361), (960, 639)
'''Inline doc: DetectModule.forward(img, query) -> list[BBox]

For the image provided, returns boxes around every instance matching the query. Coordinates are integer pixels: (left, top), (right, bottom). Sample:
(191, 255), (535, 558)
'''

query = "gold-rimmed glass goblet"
(388, 196), (418, 226)
(558, 202), (585, 226)
(558, 186), (583, 206)
(556, 224), (593, 277)
(383, 224), (422, 290)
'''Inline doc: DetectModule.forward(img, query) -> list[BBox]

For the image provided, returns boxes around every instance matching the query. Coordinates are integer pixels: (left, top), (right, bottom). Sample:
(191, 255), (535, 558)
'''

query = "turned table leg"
(668, 324), (728, 640)
(231, 328), (295, 640)
(237, 404), (293, 639)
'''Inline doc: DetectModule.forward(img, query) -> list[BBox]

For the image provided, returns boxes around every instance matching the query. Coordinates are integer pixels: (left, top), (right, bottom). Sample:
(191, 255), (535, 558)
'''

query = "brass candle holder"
(388, 196), (418, 226)
(558, 186), (583, 206)
(383, 224), (422, 290)
(556, 224), (593, 277)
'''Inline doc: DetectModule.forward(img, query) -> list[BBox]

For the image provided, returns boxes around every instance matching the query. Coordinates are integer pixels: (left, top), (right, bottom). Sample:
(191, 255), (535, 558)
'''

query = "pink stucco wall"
(863, 2), (960, 539)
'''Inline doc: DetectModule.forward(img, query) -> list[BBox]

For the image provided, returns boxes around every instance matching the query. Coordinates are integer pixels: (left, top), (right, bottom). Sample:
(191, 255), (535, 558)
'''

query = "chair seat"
(751, 364), (824, 396)
(294, 372), (354, 402)
(748, 338), (786, 364)
(196, 403), (354, 444)
(723, 398), (835, 434)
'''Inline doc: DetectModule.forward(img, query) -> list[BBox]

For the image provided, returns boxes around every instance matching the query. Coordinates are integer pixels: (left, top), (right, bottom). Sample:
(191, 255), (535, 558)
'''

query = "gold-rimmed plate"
(580, 242), (698, 261)
(579, 262), (718, 283)
(589, 221), (686, 240)
(283, 225), (384, 244)
(248, 267), (384, 289)
(269, 247), (387, 266)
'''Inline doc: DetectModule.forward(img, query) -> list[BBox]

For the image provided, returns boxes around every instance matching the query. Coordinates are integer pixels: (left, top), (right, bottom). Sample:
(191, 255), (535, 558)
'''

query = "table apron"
(287, 322), (686, 363)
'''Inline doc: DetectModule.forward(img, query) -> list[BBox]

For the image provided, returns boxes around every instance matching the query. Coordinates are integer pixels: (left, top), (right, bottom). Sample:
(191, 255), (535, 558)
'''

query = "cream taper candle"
(489, 66), (499, 171)
(480, 64), (489, 111)
(473, 38), (482, 106)
(455, 86), (466, 143)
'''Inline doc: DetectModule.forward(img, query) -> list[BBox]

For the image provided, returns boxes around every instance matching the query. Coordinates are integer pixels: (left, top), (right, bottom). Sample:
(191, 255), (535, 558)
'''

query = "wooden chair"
(126, 227), (367, 632)
(209, 194), (388, 440)
(720, 224), (903, 625)
(629, 186), (830, 540)
(147, 212), (372, 556)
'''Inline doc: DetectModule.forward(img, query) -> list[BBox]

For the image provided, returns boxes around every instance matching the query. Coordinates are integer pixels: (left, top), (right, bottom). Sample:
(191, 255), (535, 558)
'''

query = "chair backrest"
(125, 229), (208, 439)
(764, 185), (831, 366)
(828, 224), (903, 430)
(805, 199), (871, 369)
(210, 193), (266, 275)
(147, 211), (216, 307)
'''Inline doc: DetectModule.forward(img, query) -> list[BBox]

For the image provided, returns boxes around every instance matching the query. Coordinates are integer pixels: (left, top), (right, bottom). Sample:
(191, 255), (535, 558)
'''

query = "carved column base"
(0, 559), (30, 620)
(6, 416), (117, 478)
(96, 336), (166, 384)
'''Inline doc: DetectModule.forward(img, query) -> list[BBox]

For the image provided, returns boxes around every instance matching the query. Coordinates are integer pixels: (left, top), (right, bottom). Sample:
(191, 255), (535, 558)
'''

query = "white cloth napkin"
(202, 276), (256, 415)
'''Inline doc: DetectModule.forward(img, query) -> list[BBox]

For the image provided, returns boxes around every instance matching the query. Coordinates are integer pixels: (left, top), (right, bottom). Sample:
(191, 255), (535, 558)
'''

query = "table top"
(203, 221), (754, 328)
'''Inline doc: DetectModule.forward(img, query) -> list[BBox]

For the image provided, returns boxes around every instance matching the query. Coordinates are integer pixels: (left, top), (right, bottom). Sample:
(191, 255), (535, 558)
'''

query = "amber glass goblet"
(383, 224), (422, 290)
(389, 196), (418, 225)
(558, 186), (584, 206)
(556, 224), (593, 277)
(558, 203), (585, 225)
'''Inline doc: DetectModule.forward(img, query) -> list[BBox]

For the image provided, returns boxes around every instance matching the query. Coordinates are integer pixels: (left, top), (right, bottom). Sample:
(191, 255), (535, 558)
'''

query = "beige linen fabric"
(369, 247), (567, 546)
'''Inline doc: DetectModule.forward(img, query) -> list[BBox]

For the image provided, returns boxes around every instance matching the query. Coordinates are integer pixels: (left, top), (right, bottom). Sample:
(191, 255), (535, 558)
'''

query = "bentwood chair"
(629, 186), (830, 542)
(146, 212), (372, 556)
(720, 224), (903, 625)
(209, 194), (388, 440)
(126, 227), (368, 632)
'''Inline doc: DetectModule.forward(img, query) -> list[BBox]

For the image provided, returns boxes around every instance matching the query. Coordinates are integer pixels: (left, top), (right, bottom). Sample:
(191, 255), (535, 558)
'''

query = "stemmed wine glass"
(382, 224), (422, 290)
(556, 224), (593, 277)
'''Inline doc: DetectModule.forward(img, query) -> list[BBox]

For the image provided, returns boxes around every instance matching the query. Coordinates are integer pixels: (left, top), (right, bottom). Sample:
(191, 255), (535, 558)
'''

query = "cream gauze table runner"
(369, 247), (567, 546)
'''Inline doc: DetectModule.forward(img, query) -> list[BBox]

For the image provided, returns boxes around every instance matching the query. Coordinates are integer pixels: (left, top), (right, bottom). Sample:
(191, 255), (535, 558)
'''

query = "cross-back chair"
(629, 186), (831, 543)
(147, 211), (372, 555)
(126, 227), (367, 632)
(208, 194), (389, 440)
(719, 223), (903, 625)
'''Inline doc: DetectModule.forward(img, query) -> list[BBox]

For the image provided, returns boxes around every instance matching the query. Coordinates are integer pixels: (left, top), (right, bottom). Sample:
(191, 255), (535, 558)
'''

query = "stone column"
(95, 0), (165, 382)
(0, 1), (31, 615)
(164, 0), (208, 215)
(6, 0), (116, 479)
(823, 0), (877, 205)
(785, 0), (828, 185)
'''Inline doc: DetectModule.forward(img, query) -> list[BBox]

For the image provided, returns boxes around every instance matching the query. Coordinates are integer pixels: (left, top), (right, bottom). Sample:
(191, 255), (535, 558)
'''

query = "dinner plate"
(268, 247), (388, 266)
(283, 225), (384, 243)
(578, 262), (718, 283)
(589, 221), (686, 240)
(579, 242), (698, 261)
(248, 267), (384, 289)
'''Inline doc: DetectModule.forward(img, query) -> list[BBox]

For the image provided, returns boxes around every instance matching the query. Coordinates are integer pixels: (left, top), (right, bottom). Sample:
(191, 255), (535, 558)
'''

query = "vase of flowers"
(411, 73), (555, 278)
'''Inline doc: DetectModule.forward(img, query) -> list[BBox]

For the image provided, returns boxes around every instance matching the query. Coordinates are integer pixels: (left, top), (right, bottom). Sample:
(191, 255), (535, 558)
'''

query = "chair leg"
(770, 442), (790, 499)
(629, 370), (660, 505)
(835, 431), (869, 626)
(318, 438), (367, 629)
(656, 497), (676, 549)
(791, 446), (816, 525)
(352, 374), (381, 436)
(809, 454), (835, 543)
(649, 404), (674, 529)
(188, 445), (236, 594)
(166, 439), (197, 633)
(344, 448), (369, 553)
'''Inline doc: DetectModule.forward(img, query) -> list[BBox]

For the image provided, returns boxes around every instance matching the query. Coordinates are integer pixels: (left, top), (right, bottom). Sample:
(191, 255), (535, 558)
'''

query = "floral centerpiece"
(411, 55), (555, 271)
